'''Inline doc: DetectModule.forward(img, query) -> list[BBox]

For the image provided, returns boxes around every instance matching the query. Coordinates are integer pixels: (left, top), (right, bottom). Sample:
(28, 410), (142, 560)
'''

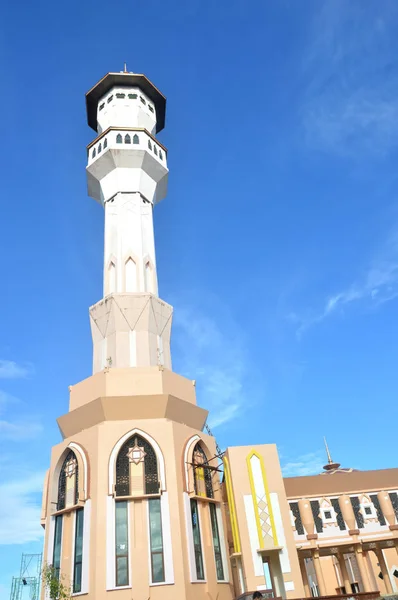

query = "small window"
(365, 506), (372, 515)
(148, 140), (152, 150)
(128, 93), (138, 99)
(149, 105), (154, 113)
(133, 134), (139, 145)
(153, 146), (158, 156)
(116, 134), (122, 144)
(92, 148), (96, 158)
(116, 93), (126, 99)
(125, 134), (131, 144)
(104, 138), (108, 149)
(107, 95), (113, 103)
(99, 103), (105, 111)
(115, 501), (129, 587)
(159, 150), (163, 160)
(98, 143), (102, 154)
(324, 511), (332, 519)
(140, 96), (146, 105)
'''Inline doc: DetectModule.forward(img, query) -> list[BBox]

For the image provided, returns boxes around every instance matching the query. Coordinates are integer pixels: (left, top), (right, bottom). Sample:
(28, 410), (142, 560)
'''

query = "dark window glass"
(115, 501), (129, 587)
(389, 492), (398, 521)
(148, 140), (152, 150)
(92, 148), (96, 158)
(370, 495), (386, 525)
(73, 509), (84, 593)
(153, 145), (158, 156)
(128, 93), (137, 99)
(290, 502), (304, 535)
(140, 96), (146, 105)
(149, 105), (154, 113)
(125, 134), (131, 144)
(191, 500), (204, 580)
(99, 103), (105, 111)
(310, 500), (323, 533)
(324, 510), (332, 519)
(210, 503), (224, 580)
(107, 95), (113, 103)
(159, 150), (163, 160)
(53, 515), (63, 581)
(149, 499), (165, 583)
(350, 496), (365, 528)
(116, 134), (122, 144)
(364, 506), (372, 515)
(98, 143), (102, 154)
(104, 138), (108, 149)
(57, 450), (78, 510)
(331, 498), (346, 530)
(116, 93), (126, 98)
(115, 435), (159, 496)
(193, 443), (214, 499)
(133, 134), (139, 145)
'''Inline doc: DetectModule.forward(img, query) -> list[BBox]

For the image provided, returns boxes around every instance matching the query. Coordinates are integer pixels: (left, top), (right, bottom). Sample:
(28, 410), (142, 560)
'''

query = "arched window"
(128, 93), (138, 99)
(125, 134), (131, 144)
(148, 139), (152, 150)
(153, 145), (158, 156)
(116, 134), (122, 144)
(133, 134), (139, 145)
(57, 450), (79, 510)
(115, 434), (159, 496)
(192, 443), (213, 499)
(104, 138), (108, 149)
(92, 148), (96, 158)
(98, 143), (102, 154)
(159, 150), (163, 160)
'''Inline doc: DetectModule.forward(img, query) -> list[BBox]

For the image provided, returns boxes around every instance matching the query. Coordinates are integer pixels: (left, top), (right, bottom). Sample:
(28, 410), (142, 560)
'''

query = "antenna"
(324, 436), (333, 465)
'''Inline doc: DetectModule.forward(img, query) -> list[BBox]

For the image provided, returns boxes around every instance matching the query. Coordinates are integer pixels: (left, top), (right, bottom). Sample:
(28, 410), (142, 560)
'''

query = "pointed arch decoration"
(246, 450), (278, 549)
(109, 428), (166, 495)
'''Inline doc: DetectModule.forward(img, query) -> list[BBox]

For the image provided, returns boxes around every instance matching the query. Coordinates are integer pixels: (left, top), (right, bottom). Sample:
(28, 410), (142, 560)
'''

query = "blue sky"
(1, 0), (398, 594)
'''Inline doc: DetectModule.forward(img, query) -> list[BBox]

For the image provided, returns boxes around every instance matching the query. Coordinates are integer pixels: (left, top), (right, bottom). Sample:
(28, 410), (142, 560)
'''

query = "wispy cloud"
(172, 296), (249, 429)
(282, 451), (324, 477)
(0, 471), (44, 545)
(302, 1), (398, 157)
(0, 390), (42, 441)
(0, 360), (33, 379)
(292, 225), (398, 335)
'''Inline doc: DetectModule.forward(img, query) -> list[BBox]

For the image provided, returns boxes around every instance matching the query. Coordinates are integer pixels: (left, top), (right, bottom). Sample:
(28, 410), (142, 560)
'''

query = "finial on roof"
(124, 62), (128, 73)
(322, 437), (341, 473)
(324, 436), (333, 465)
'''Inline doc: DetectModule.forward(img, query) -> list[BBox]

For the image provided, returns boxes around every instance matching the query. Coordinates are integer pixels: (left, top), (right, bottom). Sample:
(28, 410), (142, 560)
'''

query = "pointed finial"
(124, 62), (127, 73)
(324, 436), (333, 464)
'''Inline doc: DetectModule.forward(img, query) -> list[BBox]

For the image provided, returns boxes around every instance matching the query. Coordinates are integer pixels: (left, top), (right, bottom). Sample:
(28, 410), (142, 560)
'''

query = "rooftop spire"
(322, 437), (341, 472)
(124, 62), (128, 73)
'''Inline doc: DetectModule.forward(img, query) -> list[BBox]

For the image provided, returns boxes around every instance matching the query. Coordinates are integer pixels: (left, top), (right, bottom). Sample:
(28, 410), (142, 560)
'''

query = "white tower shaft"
(85, 73), (172, 374)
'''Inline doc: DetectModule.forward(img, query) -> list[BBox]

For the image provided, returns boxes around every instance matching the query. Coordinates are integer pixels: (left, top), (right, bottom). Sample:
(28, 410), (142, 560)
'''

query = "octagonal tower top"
(85, 71), (166, 133)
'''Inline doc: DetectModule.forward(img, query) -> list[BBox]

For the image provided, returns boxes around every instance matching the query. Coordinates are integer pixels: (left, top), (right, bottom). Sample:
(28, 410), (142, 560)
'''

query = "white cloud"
(0, 419), (43, 441)
(172, 298), (248, 429)
(301, 1), (398, 156)
(294, 225), (398, 335)
(0, 471), (45, 545)
(281, 451), (324, 477)
(0, 360), (33, 379)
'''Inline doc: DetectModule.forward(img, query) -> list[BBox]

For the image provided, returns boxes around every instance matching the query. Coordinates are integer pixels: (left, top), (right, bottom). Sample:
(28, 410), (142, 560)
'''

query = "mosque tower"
(40, 69), (233, 600)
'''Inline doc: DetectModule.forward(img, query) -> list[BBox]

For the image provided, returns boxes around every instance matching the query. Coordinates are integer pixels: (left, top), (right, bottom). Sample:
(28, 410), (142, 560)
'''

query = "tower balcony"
(86, 127), (168, 205)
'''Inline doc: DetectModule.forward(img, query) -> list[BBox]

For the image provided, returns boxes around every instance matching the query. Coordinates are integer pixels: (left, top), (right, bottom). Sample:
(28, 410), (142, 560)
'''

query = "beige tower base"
(41, 366), (235, 600)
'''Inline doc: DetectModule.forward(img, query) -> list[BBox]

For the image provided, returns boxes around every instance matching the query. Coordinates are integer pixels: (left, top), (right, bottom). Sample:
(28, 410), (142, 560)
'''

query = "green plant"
(42, 564), (71, 600)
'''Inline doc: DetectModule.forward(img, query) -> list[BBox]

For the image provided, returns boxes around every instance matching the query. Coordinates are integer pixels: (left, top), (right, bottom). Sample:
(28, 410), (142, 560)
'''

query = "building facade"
(40, 70), (398, 600)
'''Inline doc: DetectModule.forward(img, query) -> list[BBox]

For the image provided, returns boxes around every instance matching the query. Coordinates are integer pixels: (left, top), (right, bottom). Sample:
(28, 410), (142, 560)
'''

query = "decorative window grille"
(331, 498), (346, 530)
(290, 502), (304, 535)
(310, 500), (323, 533)
(115, 435), (159, 496)
(350, 496), (365, 528)
(57, 450), (79, 510)
(389, 492), (398, 521)
(193, 443), (214, 499)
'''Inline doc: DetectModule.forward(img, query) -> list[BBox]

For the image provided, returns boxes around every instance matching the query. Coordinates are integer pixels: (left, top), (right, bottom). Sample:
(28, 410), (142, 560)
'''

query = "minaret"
(86, 69), (172, 373)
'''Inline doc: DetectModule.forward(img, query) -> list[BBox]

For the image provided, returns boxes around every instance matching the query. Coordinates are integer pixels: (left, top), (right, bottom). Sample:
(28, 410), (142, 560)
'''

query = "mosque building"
(40, 69), (398, 600)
